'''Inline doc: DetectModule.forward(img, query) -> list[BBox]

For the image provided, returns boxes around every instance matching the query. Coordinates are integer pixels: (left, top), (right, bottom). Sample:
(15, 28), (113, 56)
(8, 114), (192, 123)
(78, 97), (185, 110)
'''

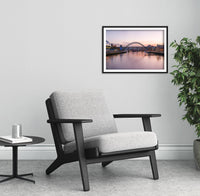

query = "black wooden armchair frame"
(46, 98), (161, 191)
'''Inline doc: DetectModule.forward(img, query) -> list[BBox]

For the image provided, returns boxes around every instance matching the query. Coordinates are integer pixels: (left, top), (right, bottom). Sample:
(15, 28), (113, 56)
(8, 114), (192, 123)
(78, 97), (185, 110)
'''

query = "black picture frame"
(102, 26), (168, 73)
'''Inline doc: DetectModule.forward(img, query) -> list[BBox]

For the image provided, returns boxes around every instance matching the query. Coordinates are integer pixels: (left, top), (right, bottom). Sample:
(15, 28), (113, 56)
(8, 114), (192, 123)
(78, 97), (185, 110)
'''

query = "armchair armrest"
(47, 119), (93, 124)
(47, 118), (92, 164)
(113, 114), (161, 132)
(113, 114), (161, 118)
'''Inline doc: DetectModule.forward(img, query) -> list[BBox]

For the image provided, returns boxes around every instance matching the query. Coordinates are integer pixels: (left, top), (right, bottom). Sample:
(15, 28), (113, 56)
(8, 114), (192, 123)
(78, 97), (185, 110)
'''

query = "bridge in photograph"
(123, 42), (147, 51)
(106, 40), (149, 56)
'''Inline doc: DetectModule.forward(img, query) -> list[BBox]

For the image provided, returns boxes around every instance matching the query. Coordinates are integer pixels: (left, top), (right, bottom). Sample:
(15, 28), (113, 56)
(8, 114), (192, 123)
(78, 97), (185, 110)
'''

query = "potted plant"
(170, 36), (200, 169)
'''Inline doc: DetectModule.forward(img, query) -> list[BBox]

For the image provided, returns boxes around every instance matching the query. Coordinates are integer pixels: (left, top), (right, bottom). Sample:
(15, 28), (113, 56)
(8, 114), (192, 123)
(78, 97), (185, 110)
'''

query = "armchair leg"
(78, 158), (89, 191)
(102, 161), (113, 167)
(149, 151), (159, 180)
(46, 158), (63, 175)
(73, 123), (90, 191)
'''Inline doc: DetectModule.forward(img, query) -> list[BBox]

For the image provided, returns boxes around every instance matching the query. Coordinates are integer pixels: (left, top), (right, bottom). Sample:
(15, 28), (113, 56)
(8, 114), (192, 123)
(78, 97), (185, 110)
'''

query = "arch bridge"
(123, 42), (147, 51)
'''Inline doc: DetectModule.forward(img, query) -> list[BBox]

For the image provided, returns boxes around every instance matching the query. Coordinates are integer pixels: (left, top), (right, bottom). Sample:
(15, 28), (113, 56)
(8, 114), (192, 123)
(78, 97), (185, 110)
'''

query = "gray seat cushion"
(50, 91), (118, 143)
(64, 131), (158, 154)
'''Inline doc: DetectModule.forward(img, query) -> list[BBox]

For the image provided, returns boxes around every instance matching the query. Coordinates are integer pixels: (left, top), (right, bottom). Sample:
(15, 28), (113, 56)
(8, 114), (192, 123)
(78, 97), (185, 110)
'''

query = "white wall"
(0, 0), (199, 159)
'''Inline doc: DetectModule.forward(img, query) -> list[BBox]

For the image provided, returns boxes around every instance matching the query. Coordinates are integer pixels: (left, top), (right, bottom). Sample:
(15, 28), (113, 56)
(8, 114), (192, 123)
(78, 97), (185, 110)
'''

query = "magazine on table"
(0, 136), (32, 144)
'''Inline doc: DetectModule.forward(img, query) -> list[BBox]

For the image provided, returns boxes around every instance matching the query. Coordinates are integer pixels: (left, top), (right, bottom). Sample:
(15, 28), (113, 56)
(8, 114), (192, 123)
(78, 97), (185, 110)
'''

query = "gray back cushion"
(50, 91), (118, 144)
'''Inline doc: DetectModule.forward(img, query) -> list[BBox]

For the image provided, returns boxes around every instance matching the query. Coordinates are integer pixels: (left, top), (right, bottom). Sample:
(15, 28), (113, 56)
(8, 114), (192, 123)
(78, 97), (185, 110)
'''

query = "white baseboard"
(0, 144), (194, 160)
(156, 144), (193, 160)
(0, 145), (57, 160)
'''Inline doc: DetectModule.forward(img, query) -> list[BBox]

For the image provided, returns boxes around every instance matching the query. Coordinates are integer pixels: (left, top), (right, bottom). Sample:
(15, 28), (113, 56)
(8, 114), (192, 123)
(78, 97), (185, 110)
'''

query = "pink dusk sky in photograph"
(106, 30), (164, 46)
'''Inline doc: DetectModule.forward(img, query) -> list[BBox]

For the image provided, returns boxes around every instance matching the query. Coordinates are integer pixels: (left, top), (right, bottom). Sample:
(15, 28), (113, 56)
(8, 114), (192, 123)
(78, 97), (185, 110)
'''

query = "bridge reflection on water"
(106, 51), (164, 70)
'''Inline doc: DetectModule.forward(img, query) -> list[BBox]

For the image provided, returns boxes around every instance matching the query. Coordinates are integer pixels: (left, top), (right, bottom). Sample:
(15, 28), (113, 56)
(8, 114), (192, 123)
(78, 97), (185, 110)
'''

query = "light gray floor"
(0, 160), (199, 196)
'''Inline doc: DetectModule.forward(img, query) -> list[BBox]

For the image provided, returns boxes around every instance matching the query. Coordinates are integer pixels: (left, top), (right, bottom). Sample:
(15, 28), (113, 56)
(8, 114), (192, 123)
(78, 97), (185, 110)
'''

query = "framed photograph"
(102, 26), (168, 73)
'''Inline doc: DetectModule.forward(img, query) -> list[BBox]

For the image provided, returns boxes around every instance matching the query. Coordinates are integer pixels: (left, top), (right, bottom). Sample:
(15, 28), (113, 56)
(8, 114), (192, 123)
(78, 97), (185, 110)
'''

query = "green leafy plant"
(170, 36), (200, 136)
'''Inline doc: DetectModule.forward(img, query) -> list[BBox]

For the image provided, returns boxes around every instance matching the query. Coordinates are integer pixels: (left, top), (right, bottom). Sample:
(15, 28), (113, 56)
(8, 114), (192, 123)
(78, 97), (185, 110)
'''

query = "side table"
(0, 136), (45, 183)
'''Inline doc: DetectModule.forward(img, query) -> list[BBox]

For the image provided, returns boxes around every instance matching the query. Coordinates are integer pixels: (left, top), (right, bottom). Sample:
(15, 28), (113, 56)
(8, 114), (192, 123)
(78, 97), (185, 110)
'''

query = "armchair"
(45, 91), (161, 191)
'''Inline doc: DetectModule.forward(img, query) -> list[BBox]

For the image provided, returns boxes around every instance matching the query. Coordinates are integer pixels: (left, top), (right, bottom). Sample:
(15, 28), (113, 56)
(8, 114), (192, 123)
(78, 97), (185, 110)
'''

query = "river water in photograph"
(106, 51), (164, 70)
